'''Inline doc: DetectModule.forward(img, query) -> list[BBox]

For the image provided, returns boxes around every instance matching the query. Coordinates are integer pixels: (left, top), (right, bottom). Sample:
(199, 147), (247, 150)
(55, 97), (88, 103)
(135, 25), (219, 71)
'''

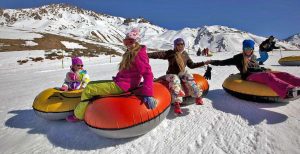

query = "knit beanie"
(72, 57), (83, 65)
(126, 28), (140, 40)
(242, 39), (255, 50)
(174, 38), (185, 49)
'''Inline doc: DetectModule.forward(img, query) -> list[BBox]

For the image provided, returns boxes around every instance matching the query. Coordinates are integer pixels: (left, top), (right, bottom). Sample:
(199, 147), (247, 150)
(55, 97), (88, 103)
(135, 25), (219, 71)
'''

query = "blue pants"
(257, 51), (269, 63)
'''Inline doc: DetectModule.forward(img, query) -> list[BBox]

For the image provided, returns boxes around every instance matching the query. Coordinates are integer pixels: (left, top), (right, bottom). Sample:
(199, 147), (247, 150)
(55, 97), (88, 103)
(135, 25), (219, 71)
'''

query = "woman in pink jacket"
(67, 28), (156, 122)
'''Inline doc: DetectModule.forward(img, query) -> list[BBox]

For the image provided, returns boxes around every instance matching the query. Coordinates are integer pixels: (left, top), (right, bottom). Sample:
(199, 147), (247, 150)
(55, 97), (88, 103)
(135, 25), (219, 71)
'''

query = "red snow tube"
(84, 82), (171, 138)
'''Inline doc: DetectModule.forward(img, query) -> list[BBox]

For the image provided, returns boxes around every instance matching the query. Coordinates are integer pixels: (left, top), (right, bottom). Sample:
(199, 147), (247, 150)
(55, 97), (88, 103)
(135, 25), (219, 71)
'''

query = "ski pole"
(279, 46), (282, 58)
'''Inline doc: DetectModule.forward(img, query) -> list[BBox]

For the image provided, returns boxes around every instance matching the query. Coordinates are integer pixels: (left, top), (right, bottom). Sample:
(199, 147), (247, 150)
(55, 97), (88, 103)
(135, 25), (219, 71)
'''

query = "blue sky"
(0, 0), (299, 39)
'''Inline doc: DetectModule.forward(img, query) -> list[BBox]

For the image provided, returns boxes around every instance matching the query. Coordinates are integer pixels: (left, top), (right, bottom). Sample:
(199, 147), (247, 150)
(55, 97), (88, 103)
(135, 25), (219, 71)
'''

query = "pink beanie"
(126, 28), (140, 40)
(72, 57), (83, 65)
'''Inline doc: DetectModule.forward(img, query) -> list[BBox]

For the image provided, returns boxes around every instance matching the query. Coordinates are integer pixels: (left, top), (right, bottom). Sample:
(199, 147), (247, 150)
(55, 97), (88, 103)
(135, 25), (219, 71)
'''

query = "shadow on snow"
(5, 109), (137, 150)
(207, 89), (288, 125)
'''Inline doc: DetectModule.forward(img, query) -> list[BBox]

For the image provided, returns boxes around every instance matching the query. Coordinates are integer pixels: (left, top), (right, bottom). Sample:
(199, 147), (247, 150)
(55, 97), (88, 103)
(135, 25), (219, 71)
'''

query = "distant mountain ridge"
(284, 33), (300, 47)
(0, 3), (299, 52)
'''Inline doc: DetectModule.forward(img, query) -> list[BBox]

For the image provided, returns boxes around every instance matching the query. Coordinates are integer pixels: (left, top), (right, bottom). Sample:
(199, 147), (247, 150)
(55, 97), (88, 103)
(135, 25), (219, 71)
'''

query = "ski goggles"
(123, 38), (135, 46)
(176, 43), (185, 46)
(243, 47), (254, 51)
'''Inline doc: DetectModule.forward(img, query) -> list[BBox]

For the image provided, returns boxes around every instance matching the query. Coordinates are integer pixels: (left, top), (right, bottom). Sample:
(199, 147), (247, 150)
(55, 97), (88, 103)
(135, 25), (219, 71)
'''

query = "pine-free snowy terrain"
(0, 49), (299, 154)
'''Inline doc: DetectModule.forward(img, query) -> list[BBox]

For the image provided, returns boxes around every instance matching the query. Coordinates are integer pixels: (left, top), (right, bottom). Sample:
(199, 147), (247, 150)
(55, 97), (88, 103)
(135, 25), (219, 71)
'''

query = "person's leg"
(256, 51), (263, 62)
(272, 72), (300, 97)
(257, 51), (268, 64)
(74, 80), (123, 120)
(261, 52), (269, 63)
(165, 74), (184, 114)
(179, 72), (203, 105)
(272, 72), (300, 86)
(257, 51), (269, 63)
(165, 74), (185, 97)
(247, 72), (294, 98)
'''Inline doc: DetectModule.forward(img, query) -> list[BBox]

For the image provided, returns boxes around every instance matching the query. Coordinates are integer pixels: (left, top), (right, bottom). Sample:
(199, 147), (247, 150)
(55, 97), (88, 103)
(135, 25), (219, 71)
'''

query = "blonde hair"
(242, 56), (249, 73)
(119, 42), (141, 70)
(174, 49), (186, 73)
(242, 51), (255, 73)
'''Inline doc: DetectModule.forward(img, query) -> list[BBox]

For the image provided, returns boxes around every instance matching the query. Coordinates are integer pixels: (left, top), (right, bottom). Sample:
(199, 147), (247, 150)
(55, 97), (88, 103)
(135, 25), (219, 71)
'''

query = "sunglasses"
(243, 47), (253, 51)
(123, 39), (135, 46)
(76, 65), (83, 67)
(176, 43), (184, 46)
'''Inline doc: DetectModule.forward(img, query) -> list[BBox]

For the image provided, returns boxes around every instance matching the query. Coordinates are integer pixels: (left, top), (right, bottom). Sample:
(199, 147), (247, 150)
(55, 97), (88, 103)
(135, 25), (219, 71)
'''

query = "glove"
(203, 65), (212, 80)
(79, 70), (87, 74)
(143, 96), (157, 109)
(60, 85), (68, 91)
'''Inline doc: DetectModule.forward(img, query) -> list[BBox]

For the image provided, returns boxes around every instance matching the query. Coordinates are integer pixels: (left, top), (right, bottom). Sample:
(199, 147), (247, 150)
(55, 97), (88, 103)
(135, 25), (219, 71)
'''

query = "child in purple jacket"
(60, 57), (90, 91)
(67, 28), (156, 122)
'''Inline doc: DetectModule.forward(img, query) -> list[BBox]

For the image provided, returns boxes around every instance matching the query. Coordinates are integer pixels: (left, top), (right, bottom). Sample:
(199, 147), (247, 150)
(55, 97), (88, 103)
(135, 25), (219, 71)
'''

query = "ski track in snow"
(0, 50), (300, 153)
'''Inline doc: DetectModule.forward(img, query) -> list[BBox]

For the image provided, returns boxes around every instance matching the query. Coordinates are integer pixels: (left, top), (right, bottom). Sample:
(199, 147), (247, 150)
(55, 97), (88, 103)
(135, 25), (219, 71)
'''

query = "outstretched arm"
(147, 50), (168, 59)
(208, 56), (237, 66)
(185, 52), (205, 69)
(271, 42), (280, 49)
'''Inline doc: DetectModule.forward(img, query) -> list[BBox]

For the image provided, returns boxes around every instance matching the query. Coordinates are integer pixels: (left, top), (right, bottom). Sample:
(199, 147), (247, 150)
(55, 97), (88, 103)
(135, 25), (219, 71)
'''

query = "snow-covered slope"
(1, 4), (299, 52)
(0, 49), (300, 153)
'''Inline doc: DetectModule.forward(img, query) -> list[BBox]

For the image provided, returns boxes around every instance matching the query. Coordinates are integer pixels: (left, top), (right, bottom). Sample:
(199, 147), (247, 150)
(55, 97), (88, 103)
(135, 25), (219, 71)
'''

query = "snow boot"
(195, 97), (204, 105)
(177, 90), (185, 97)
(66, 115), (80, 122)
(174, 102), (183, 115)
(287, 87), (300, 98)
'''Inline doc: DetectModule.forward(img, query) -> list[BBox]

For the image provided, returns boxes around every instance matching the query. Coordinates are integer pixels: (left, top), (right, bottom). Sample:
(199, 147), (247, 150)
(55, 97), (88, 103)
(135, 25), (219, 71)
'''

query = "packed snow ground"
(0, 49), (300, 154)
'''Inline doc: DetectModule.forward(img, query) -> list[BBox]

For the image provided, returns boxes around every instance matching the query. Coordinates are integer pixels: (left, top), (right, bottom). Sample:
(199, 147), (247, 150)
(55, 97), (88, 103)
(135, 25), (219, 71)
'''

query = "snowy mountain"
(0, 4), (299, 53)
(285, 33), (300, 46)
(1, 4), (300, 154)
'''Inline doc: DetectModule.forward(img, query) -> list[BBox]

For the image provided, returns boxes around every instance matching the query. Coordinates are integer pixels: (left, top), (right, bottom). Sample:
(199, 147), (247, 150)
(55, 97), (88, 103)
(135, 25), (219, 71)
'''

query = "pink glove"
(60, 85), (68, 91)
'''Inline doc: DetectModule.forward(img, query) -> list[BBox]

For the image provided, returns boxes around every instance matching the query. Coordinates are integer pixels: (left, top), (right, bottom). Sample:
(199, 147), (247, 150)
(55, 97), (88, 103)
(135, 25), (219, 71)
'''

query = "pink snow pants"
(246, 71), (300, 98)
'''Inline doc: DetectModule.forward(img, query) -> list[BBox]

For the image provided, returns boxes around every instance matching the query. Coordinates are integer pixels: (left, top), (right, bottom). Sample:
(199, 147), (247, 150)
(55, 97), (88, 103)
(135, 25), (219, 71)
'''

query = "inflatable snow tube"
(84, 82), (171, 138)
(278, 56), (300, 66)
(222, 74), (294, 103)
(193, 74), (209, 97)
(156, 74), (209, 105)
(32, 88), (82, 120)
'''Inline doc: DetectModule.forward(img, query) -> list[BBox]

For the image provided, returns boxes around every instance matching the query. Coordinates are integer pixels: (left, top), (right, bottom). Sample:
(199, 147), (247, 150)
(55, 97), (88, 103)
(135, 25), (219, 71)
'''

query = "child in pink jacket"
(67, 28), (156, 122)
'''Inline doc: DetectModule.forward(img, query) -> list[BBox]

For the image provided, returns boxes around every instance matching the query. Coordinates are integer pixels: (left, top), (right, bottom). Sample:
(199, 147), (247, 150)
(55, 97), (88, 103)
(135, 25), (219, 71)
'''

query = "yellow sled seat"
(32, 88), (82, 120)
(222, 74), (298, 103)
(278, 56), (300, 66)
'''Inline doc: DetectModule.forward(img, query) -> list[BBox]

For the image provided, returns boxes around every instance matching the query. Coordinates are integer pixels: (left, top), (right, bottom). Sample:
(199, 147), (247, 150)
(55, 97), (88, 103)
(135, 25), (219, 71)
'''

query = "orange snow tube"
(156, 74), (209, 105)
(84, 82), (171, 138)
(193, 74), (209, 96)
